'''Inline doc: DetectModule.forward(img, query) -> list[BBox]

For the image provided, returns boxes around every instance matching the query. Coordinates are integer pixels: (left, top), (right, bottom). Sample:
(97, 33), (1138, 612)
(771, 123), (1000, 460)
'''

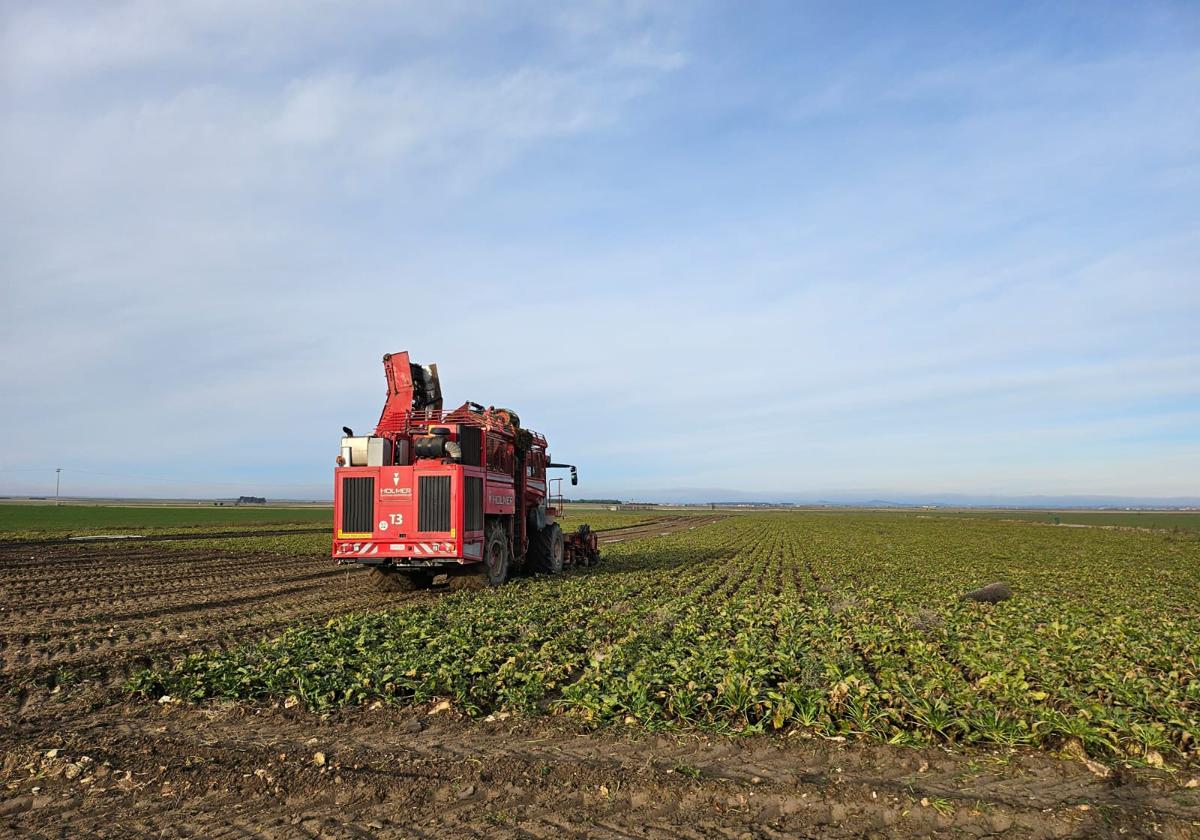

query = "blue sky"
(2, 1), (1198, 501)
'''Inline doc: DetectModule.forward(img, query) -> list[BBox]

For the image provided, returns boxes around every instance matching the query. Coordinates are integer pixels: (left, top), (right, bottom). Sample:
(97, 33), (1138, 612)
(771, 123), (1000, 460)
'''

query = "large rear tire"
(449, 522), (509, 589)
(482, 521), (510, 586)
(530, 523), (564, 574)
(369, 567), (432, 593)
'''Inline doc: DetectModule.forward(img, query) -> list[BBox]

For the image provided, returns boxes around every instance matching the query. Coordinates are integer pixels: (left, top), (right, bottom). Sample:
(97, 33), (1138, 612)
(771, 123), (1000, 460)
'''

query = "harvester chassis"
(332, 351), (599, 589)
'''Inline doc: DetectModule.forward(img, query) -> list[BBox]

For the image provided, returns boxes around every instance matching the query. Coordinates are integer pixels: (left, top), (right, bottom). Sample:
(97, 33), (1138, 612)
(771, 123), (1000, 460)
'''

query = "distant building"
(236, 496), (267, 505)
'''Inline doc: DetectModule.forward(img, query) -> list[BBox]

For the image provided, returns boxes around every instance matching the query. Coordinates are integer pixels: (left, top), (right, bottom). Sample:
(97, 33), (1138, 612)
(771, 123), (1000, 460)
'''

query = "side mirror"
(570, 467), (578, 486)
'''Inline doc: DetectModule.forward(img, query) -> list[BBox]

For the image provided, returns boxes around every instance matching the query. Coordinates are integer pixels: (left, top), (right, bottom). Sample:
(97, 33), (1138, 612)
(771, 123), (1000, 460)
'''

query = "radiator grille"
(458, 425), (482, 467)
(418, 475), (452, 532)
(340, 476), (375, 534)
(464, 476), (484, 531)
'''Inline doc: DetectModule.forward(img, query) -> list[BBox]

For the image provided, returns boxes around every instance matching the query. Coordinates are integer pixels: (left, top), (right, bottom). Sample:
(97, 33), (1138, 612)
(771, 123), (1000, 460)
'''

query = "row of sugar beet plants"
(130, 512), (1200, 765)
(129, 521), (750, 714)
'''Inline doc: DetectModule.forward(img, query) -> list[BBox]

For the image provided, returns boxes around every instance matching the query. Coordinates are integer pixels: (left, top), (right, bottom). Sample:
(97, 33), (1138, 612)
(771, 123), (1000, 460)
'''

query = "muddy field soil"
(5, 702), (1199, 839)
(1, 521), (1198, 839)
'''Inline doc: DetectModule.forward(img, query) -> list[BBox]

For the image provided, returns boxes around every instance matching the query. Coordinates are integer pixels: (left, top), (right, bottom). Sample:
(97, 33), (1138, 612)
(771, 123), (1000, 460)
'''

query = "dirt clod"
(0, 796), (32, 816)
(963, 581), (1013, 603)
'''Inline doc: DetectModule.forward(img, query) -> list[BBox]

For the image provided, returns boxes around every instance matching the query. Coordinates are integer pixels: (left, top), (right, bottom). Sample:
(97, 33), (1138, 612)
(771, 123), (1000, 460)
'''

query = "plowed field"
(2, 512), (1198, 838)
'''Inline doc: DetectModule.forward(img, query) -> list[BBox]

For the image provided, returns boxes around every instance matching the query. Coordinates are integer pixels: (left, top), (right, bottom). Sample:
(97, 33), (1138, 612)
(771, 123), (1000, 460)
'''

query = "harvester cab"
(333, 351), (599, 592)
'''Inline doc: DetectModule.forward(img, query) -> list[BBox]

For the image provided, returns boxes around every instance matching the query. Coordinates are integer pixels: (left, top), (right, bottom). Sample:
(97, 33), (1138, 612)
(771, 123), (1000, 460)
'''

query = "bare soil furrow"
(0, 562), (345, 619)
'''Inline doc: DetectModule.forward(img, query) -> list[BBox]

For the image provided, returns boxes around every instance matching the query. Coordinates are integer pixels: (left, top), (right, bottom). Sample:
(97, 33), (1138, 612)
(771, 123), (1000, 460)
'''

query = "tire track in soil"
(1, 565), (353, 628)
(596, 515), (726, 544)
(0, 527), (328, 550)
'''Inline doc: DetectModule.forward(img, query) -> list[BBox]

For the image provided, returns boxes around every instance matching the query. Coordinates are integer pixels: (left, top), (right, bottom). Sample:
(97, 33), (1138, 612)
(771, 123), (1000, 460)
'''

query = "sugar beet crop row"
(131, 513), (1200, 765)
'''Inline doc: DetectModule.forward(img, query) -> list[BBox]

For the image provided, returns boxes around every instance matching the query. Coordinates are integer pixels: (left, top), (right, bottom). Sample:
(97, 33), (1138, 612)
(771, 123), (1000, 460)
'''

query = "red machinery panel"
(332, 351), (582, 580)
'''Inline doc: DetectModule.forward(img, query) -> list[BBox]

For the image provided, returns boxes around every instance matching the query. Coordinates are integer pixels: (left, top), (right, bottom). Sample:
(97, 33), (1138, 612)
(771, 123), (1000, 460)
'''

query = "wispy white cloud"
(1, 2), (1196, 500)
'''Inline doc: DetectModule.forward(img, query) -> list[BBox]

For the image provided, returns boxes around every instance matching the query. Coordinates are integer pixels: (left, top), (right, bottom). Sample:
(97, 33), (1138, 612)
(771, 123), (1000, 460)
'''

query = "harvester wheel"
(530, 523), (564, 574)
(369, 567), (432, 593)
(482, 521), (509, 586)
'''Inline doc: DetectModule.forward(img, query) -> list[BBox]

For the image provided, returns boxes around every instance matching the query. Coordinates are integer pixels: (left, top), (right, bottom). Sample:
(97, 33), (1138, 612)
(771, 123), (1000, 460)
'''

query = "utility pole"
(55, 468), (62, 506)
